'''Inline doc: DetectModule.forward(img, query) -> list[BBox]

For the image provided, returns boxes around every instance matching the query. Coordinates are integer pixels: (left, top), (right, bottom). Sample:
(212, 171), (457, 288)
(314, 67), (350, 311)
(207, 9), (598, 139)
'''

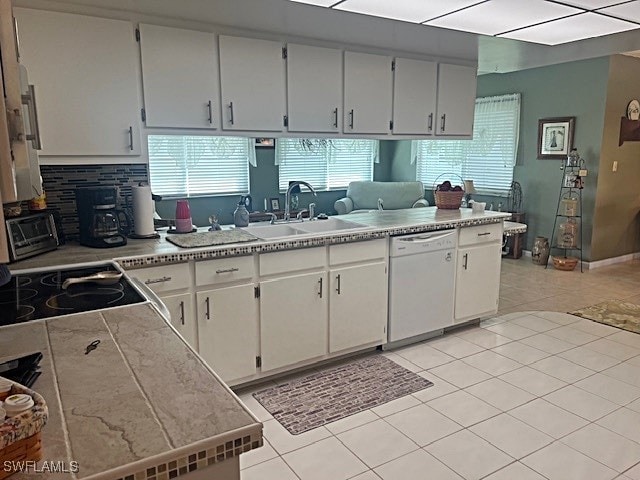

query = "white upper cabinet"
(14, 8), (141, 156)
(392, 57), (438, 135)
(436, 63), (477, 137)
(343, 51), (392, 135)
(139, 24), (218, 129)
(286, 44), (342, 133)
(218, 35), (285, 132)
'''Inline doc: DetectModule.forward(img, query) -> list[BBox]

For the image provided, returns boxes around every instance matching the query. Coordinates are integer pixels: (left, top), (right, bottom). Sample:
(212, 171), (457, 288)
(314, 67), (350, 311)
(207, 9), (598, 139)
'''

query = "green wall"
(156, 140), (395, 226)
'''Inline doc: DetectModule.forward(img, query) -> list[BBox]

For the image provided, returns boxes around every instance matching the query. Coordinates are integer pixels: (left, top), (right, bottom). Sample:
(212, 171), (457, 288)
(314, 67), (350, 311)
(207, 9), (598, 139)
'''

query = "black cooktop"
(0, 264), (145, 326)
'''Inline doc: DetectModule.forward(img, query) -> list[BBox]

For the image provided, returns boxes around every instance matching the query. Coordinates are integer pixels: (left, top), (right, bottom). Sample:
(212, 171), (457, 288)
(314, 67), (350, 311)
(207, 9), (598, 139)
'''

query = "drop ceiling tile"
(558, 0), (627, 8)
(334, 0), (484, 23)
(288, 0), (337, 6)
(426, 0), (581, 36)
(598, 1), (640, 22)
(500, 11), (638, 44)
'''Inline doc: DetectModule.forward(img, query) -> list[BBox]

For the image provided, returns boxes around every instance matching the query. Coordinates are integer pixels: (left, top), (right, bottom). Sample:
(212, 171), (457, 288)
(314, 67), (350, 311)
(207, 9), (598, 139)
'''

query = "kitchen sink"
(240, 224), (303, 239)
(295, 218), (365, 234)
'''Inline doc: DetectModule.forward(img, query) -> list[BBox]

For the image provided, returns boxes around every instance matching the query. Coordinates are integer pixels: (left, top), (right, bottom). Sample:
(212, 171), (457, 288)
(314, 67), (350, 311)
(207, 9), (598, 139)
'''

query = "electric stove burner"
(0, 264), (145, 326)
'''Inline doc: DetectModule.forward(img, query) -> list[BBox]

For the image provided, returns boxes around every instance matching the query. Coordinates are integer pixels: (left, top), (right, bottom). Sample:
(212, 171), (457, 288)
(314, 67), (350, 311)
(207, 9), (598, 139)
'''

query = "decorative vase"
(531, 236), (550, 265)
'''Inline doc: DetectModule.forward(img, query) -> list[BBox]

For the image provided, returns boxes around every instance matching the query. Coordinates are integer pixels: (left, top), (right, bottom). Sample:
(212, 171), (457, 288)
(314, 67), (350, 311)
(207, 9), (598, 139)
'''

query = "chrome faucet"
(285, 181), (317, 222)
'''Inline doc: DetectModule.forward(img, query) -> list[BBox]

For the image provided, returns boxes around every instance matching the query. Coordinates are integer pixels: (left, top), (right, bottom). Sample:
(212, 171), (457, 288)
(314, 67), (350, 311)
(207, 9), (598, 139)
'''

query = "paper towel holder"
(129, 183), (161, 239)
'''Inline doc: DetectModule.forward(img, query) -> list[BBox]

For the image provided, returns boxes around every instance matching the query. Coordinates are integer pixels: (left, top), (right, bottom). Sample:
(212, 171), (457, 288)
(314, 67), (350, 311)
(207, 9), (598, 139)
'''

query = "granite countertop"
(10, 208), (512, 271)
(1, 304), (262, 480)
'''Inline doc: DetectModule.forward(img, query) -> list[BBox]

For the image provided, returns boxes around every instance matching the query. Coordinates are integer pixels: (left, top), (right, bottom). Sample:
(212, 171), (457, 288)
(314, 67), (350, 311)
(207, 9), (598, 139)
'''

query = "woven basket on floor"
(0, 432), (42, 480)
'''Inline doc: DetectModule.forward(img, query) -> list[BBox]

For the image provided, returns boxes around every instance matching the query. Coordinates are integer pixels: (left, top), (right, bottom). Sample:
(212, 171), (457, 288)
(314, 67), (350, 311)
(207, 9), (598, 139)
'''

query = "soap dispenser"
(234, 196), (249, 227)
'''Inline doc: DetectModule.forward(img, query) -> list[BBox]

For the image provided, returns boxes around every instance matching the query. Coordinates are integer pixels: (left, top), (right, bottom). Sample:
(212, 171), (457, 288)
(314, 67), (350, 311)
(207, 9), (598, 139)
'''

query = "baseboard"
(521, 250), (640, 270)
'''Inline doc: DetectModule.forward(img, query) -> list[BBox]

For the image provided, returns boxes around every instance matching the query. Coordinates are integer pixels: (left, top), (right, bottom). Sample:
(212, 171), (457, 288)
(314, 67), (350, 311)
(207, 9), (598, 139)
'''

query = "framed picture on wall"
(537, 117), (575, 159)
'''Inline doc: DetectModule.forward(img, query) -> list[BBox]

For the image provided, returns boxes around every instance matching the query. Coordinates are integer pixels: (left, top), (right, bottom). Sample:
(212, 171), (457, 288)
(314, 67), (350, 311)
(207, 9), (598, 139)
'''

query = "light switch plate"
(579, 169), (588, 176)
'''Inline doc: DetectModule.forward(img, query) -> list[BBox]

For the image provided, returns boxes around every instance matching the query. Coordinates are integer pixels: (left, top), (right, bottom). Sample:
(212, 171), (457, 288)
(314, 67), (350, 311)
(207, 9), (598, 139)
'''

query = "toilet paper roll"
(132, 185), (156, 236)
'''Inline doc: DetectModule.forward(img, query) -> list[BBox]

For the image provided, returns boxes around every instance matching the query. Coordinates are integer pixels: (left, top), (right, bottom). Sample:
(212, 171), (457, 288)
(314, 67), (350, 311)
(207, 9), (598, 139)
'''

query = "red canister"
(175, 199), (192, 233)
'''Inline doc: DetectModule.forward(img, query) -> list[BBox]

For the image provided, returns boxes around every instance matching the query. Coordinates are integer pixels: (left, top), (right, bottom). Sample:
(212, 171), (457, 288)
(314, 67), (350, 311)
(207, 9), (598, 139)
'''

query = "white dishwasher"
(388, 230), (457, 343)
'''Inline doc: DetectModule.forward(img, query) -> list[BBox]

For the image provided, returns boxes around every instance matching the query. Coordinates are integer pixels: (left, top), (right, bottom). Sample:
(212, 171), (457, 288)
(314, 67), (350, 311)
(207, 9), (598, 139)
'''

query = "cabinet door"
(329, 262), (387, 353)
(436, 63), (477, 136)
(344, 51), (392, 134)
(219, 35), (285, 132)
(260, 272), (328, 372)
(287, 44), (342, 133)
(139, 24), (218, 129)
(455, 243), (501, 321)
(197, 284), (258, 383)
(161, 293), (197, 349)
(392, 58), (437, 135)
(14, 9), (141, 156)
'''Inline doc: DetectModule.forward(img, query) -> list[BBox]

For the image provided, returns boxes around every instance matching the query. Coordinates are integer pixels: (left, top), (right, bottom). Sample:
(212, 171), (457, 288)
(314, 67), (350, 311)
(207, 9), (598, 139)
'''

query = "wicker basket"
(552, 256), (579, 271)
(434, 190), (465, 209)
(0, 432), (42, 480)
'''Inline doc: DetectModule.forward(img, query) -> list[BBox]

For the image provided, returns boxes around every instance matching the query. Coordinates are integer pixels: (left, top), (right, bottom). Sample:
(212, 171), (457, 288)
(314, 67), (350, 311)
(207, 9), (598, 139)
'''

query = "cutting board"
(165, 229), (258, 248)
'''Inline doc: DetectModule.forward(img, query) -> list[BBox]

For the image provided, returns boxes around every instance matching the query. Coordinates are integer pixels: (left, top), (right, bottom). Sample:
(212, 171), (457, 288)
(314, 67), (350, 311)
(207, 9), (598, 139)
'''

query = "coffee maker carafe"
(75, 187), (131, 248)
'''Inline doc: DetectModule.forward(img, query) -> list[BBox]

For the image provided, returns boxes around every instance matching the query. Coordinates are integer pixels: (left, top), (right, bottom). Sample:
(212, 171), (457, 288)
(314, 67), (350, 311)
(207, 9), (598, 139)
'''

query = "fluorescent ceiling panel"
(500, 11), (638, 44)
(556, 0), (627, 8)
(426, 0), (581, 36)
(334, 0), (484, 23)
(598, 1), (640, 22)
(288, 0), (337, 6)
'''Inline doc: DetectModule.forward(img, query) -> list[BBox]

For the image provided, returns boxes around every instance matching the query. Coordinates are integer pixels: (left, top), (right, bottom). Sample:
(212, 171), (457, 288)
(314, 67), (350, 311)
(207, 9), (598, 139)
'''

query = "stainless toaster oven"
(6, 212), (59, 262)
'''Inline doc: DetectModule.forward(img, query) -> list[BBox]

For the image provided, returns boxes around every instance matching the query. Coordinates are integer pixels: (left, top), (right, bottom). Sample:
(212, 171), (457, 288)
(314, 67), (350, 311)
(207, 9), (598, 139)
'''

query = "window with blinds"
(147, 135), (250, 197)
(415, 93), (520, 195)
(276, 139), (377, 192)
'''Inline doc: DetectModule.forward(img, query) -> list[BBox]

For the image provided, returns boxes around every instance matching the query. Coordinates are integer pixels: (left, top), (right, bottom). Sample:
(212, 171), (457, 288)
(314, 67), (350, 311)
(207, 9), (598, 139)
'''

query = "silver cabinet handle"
(216, 267), (239, 274)
(144, 276), (171, 285)
(463, 253), (469, 270)
(179, 301), (185, 325)
(336, 274), (341, 295)
(333, 108), (338, 128)
(21, 85), (42, 150)
(128, 126), (134, 151)
(318, 277), (323, 298)
(207, 100), (212, 124)
(348, 109), (354, 129)
(440, 114), (446, 132)
(228, 102), (235, 125)
(428, 113), (433, 133)
(205, 297), (210, 320)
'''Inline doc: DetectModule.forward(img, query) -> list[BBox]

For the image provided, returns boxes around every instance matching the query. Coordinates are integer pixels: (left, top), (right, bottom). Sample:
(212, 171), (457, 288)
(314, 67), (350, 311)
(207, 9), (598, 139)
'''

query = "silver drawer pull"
(477, 232), (492, 236)
(216, 267), (239, 274)
(144, 276), (172, 285)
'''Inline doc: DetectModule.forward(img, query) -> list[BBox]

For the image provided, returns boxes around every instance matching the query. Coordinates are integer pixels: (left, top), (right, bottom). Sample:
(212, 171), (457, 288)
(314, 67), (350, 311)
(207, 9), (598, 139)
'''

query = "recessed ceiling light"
(288, 0), (337, 6)
(333, 0), (485, 23)
(500, 11), (638, 44)
(598, 1), (640, 22)
(426, 0), (581, 36)
(555, 0), (627, 8)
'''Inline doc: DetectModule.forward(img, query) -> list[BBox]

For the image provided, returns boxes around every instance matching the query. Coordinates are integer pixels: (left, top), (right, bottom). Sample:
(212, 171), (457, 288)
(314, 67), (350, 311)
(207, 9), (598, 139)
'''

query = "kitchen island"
(0, 304), (262, 480)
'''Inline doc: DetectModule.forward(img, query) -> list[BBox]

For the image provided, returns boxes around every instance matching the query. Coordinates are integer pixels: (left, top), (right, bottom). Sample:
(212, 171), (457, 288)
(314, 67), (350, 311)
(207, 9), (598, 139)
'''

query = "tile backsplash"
(41, 164), (148, 239)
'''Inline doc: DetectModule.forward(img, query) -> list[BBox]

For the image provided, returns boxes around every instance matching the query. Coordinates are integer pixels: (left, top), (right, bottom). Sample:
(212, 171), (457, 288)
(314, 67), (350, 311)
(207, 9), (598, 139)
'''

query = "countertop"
(1, 304), (262, 480)
(10, 208), (512, 271)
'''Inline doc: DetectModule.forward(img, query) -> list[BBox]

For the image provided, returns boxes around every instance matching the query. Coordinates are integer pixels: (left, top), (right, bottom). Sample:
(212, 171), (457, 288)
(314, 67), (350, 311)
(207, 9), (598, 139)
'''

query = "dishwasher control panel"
(390, 230), (457, 256)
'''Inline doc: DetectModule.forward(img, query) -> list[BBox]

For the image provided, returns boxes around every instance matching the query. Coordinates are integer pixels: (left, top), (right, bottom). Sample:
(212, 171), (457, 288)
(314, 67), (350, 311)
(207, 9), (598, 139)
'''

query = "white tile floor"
(237, 259), (640, 479)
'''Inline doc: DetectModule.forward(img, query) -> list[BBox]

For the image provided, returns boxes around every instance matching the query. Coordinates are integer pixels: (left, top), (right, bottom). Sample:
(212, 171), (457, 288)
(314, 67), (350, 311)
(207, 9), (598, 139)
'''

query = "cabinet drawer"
(260, 247), (325, 276)
(458, 223), (503, 247)
(195, 255), (255, 286)
(329, 239), (387, 266)
(127, 263), (190, 294)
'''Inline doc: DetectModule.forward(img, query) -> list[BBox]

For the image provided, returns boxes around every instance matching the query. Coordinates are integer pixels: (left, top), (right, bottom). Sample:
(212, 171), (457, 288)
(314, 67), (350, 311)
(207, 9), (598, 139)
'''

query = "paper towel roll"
(132, 185), (156, 236)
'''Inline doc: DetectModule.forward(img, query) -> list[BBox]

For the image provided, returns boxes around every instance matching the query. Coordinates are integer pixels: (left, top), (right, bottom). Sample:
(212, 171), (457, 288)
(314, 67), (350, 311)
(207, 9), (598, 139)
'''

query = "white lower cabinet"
(329, 262), (387, 353)
(196, 284), (258, 383)
(455, 243), (502, 322)
(161, 293), (197, 348)
(259, 272), (328, 372)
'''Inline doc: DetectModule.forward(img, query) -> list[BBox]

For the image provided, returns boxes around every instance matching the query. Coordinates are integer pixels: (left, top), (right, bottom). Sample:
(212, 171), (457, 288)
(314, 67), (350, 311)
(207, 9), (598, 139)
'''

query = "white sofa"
(334, 181), (429, 214)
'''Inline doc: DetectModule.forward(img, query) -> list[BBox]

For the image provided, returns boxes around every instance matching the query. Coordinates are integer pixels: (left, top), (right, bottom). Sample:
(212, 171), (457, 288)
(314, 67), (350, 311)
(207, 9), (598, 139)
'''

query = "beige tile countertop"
(9, 208), (512, 272)
(1, 304), (262, 480)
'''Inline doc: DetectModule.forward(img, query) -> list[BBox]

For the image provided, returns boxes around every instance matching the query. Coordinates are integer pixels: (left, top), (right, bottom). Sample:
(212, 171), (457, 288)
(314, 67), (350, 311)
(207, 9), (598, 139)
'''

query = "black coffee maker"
(75, 187), (131, 248)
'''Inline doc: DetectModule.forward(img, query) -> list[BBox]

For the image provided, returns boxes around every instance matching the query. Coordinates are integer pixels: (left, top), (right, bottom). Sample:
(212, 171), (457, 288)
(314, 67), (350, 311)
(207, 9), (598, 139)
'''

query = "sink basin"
(240, 224), (303, 239)
(296, 218), (365, 234)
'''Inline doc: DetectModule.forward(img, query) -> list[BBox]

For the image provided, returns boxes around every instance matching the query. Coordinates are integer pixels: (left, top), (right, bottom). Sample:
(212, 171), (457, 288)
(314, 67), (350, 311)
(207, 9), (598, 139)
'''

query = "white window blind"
(147, 136), (251, 197)
(415, 93), (520, 195)
(276, 139), (377, 192)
